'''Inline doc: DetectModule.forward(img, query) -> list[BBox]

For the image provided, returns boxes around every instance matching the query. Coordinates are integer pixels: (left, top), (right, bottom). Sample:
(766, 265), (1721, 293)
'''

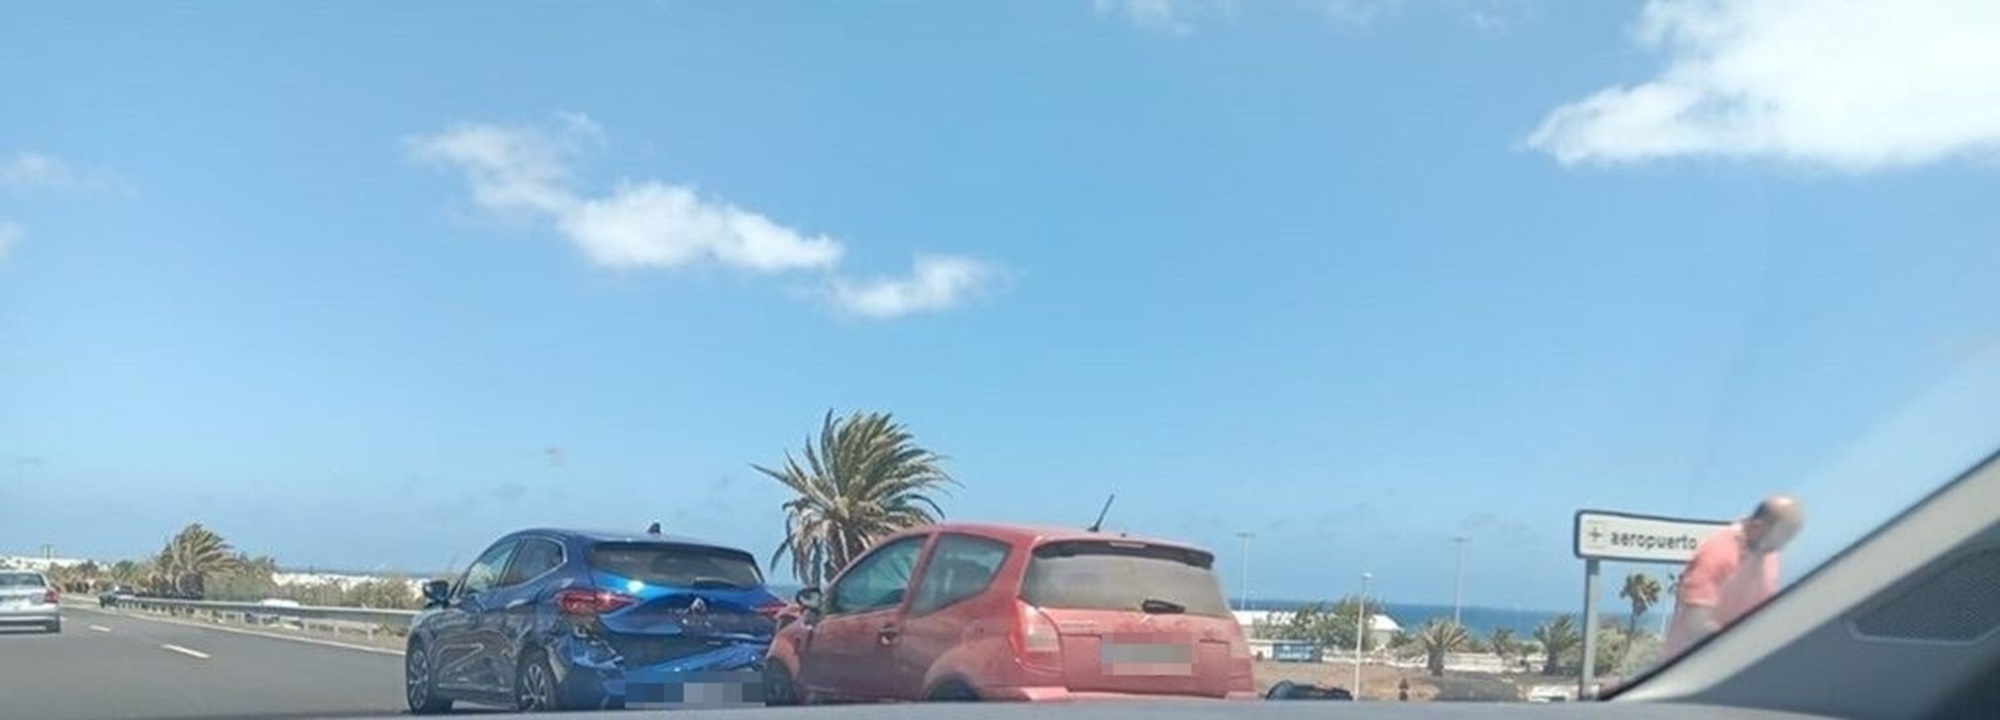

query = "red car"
(762, 522), (1256, 704)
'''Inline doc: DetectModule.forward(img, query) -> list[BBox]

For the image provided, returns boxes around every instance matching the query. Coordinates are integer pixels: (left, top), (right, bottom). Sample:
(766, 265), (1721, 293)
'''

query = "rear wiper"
(1139, 598), (1186, 614)
(686, 579), (747, 590)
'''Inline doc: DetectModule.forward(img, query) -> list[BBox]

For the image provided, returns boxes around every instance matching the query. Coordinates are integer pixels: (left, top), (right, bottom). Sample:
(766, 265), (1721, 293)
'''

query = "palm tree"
(1533, 614), (1581, 675)
(1330, 595), (1386, 651)
(1618, 572), (1663, 667)
(156, 523), (242, 596)
(756, 410), (958, 586)
(74, 561), (102, 592)
(1416, 619), (1472, 676)
(44, 564), (76, 592)
(237, 555), (280, 581)
(1488, 627), (1517, 665)
(108, 560), (142, 587)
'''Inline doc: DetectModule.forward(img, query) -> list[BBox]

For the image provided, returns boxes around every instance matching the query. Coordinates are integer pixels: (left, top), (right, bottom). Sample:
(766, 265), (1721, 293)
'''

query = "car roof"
(895, 522), (1213, 555)
(509, 527), (754, 554)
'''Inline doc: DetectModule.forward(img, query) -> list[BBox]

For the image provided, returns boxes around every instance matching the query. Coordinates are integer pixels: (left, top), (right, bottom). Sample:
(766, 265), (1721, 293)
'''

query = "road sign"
(1572, 508), (1730, 701)
(1573, 509), (1730, 563)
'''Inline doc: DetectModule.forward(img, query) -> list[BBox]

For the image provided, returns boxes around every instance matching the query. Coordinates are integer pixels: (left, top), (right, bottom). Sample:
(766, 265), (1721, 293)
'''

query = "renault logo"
(688, 598), (708, 615)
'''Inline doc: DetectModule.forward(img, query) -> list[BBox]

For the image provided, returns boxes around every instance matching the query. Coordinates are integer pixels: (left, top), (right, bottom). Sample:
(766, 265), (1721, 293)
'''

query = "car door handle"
(877, 624), (900, 645)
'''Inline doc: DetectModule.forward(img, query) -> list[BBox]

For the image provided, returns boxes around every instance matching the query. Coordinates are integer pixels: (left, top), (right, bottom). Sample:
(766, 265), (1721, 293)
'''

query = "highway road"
(0, 603), (413, 720)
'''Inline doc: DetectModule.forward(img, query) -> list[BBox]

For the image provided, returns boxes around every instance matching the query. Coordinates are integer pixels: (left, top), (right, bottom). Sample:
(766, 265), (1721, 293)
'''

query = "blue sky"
(5, 0), (2000, 612)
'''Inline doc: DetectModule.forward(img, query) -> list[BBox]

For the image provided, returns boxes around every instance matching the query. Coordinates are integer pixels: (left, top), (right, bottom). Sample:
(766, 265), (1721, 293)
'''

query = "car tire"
(515, 651), (562, 713)
(45, 621), (61, 634)
(763, 663), (800, 706)
(927, 680), (979, 702)
(404, 641), (453, 715)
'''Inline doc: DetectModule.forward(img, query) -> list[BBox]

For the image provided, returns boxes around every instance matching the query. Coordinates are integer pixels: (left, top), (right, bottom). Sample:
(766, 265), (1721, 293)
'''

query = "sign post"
(1579, 558), (1599, 698)
(1571, 510), (1731, 700)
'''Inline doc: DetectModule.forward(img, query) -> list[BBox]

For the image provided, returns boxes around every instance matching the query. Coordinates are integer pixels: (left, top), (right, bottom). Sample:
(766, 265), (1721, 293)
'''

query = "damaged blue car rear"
(404, 527), (784, 713)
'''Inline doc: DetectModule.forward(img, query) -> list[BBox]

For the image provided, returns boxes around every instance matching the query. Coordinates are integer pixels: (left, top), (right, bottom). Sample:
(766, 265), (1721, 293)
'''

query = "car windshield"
(0, 572), (46, 588)
(5, 0), (1996, 716)
(591, 544), (765, 590)
(1021, 541), (1232, 618)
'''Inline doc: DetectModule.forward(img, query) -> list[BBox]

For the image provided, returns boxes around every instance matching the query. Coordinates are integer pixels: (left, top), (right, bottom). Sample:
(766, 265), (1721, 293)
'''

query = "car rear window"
(0, 572), (47, 588)
(1019, 540), (1230, 617)
(589, 543), (764, 590)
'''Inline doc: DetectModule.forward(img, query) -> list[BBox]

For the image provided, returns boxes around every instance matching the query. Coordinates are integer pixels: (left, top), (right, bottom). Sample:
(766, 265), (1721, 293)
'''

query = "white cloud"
(558, 181), (842, 272)
(0, 220), (20, 262)
(409, 117), (841, 273)
(1527, 0), (2000, 171)
(830, 255), (999, 319)
(1458, 0), (1523, 33)
(1092, 0), (1234, 35)
(2, 153), (69, 189)
(1, 152), (118, 193)
(1304, 0), (1403, 26)
(408, 122), (579, 217)
(410, 116), (1000, 320)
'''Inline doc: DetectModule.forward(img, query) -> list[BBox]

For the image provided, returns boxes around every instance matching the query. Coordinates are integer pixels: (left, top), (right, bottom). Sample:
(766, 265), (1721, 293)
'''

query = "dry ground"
(1255, 659), (1569, 702)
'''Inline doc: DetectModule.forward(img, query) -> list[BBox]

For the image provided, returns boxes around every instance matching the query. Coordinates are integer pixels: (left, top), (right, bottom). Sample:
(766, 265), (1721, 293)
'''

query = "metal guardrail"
(106, 595), (419, 638)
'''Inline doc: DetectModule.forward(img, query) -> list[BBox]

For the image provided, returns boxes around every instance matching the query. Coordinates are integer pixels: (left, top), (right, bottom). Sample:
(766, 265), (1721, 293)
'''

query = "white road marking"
(73, 605), (404, 657)
(88, 625), (111, 633)
(160, 643), (211, 659)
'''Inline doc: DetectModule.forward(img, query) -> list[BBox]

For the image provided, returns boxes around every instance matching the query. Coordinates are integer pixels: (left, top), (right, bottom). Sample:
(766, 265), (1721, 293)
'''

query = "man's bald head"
(1745, 494), (1804, 554)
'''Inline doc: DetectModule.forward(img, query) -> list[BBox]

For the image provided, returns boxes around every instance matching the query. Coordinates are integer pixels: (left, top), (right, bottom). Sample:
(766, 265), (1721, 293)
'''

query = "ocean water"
(768, 583), (1624, 637)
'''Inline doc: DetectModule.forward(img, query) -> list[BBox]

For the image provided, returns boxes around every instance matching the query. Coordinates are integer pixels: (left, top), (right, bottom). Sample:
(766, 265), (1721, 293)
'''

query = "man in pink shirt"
(1662, 495), (1805, 658)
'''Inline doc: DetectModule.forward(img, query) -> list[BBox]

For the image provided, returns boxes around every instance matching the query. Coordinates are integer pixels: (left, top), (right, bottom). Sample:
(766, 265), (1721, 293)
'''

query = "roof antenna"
(645, 521), (662, 536)
(1087, 494), (1116, 533)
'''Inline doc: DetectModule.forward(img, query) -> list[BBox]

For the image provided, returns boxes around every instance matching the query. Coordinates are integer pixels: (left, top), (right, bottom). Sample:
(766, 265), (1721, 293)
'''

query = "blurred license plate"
(1101, 635), (1194, 676)
(626, 669), (764, 708)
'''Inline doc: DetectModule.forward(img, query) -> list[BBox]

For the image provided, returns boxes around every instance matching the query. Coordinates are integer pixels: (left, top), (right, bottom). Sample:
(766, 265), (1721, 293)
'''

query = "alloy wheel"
(517, 658), (554, 712)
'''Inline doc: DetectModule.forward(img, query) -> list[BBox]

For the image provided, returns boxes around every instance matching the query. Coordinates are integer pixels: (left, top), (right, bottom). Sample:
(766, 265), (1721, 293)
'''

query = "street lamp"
(1451, 536), (1469, 626)
(1234, 532), (1255, 612)
(1355, 571), (1372, 699)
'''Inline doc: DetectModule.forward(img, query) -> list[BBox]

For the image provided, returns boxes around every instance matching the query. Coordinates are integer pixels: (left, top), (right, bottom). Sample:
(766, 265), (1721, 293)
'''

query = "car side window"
(908, 534), (1010, 617)
(458, 540), (520, 597)
(826, 537), (925, 616)
(499, 538), (564, 586)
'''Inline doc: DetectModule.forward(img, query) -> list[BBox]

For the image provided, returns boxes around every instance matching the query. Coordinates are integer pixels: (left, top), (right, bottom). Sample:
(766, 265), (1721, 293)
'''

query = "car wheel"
(928, 680), (979, 702)
(45, 621), (61, 634)
(515, 652), (561, 712)
(404, 642), (452, 715)
(763, 663), (799, 706)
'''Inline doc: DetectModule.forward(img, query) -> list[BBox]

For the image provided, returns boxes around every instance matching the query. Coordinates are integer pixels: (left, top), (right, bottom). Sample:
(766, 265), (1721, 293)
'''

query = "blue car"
(405, 526), (784, 713)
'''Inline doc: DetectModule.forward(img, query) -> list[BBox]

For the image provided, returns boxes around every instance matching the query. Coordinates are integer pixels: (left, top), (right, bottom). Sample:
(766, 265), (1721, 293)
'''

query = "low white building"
(0, 555), (94, 571)
(1234, 609), (1402, 649)
(271, 572), (424, 598)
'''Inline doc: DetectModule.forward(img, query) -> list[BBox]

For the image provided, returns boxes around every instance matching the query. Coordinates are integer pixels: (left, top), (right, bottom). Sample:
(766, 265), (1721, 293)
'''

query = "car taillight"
(1011, 601), (1063, 669)
(556, 588), (635, 616)
(43, 589), (59, 604)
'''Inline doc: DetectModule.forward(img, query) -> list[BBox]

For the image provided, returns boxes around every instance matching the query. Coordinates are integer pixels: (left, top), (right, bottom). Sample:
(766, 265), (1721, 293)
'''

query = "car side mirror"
(422, 579), (452, 608)
(795, 587), (824, 619)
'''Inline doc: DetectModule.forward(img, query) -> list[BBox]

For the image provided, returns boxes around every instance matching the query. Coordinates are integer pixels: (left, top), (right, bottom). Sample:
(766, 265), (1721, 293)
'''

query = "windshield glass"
(4, 0), (1996, 715)
(1022, 541), (1232, 618)
(0, 572), (47, 588)
(590, 544), (764, 590)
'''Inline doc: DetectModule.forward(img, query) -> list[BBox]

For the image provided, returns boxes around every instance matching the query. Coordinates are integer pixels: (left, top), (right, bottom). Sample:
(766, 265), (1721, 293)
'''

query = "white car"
(249, 597), (303, 626)
(0, 571), (61, 633)
(1525, 685), (1573, 703)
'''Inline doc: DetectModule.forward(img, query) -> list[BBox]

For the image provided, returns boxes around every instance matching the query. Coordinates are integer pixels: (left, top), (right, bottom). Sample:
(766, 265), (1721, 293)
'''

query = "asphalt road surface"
(0, 604), (410, 720)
